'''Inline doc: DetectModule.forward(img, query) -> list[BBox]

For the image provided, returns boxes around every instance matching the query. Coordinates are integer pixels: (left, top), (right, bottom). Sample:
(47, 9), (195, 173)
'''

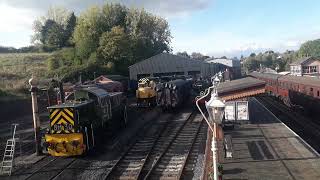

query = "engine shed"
(129, 53), (227, 80)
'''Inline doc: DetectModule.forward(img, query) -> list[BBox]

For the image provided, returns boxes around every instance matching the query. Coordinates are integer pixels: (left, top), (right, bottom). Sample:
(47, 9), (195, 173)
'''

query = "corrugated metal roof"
(128, 53), (228, 80)
(129, 52), (208, 69)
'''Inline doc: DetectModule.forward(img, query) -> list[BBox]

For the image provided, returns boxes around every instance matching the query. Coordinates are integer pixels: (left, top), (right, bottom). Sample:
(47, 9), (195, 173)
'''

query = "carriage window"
(318, 91), (319, 97)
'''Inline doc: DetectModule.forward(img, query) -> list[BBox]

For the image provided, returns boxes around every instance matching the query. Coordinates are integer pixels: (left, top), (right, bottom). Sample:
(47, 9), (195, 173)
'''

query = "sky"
(1, 0), (320, 57)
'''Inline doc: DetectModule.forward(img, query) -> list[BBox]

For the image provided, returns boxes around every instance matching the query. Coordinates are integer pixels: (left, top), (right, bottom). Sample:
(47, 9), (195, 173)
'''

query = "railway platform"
(221, 97), (320, 180)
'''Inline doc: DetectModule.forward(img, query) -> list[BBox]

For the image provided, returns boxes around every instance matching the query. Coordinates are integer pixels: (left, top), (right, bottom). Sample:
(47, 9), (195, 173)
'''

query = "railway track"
(144, 114), (203, 180)
(181, 121), (208, 179)
(13, 107), (161, 180)
(138, 113), (194, 180)
(2, 108), (207, 180)
(105, 111), (206, 180)
(255, 96), (320, 152)
(105, 114), (171, 179)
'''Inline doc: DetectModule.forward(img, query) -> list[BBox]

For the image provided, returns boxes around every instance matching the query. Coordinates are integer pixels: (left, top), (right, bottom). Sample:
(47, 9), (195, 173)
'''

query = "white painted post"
(29, 77), (42, 155)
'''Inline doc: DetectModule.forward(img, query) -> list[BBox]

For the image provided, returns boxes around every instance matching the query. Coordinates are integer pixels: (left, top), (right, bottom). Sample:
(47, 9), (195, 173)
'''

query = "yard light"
(196, 72), (225, 180)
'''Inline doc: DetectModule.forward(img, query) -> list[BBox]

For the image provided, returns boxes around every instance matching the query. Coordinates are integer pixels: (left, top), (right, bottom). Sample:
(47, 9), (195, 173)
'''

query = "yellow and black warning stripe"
(49, 108), (75, 134)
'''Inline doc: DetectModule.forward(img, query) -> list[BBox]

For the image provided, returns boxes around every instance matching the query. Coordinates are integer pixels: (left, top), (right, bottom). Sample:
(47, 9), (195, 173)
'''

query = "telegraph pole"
(29, 77), (42, 155)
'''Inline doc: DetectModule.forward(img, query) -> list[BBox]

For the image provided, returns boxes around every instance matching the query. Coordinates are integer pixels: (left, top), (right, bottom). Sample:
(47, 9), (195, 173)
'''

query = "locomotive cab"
(45, 101), (95, 156)
(136, 78), (158, 107)
(44, 87), (127, 156)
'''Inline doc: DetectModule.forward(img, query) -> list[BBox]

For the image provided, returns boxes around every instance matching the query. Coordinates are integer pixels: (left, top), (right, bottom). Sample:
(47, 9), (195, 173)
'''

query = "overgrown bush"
(47, 56), (61, 71)
(47, 63), (115, 83)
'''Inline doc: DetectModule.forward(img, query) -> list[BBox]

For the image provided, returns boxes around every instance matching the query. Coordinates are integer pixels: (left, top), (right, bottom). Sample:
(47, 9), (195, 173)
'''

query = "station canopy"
(217, 77), (266, 101)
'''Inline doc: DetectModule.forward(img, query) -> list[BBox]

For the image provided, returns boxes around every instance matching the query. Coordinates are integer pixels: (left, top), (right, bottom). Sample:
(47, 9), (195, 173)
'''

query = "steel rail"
(176, 119), (204, 179)
(142, 112), (195, 180)
(105, 114), (170, 179)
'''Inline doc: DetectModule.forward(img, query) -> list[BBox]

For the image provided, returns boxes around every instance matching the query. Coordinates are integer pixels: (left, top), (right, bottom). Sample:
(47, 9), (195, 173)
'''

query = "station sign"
(236, 101), (249, 121)
(224, 101), (249, 121)
(224, 101), (235, 121)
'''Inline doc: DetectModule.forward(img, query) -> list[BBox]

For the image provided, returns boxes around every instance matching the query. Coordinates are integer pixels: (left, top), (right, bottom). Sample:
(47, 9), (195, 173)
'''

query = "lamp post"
(196, 73), (225, 180)
(29, 77), (42, 155)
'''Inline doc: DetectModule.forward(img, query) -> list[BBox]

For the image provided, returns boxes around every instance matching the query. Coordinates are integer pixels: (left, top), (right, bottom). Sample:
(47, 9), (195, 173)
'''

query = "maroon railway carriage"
(249, 72), (320, 117)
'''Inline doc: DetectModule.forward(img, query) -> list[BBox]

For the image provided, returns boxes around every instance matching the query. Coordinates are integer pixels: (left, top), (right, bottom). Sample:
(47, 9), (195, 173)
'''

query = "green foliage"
(126, 8), (172, 60)
(243, 56), (259, 73)
(88, 52), (98, 65)
(98, 26), (132, 64)
(73, 3), (171, 65)
(41, 20), (65, 50)
(0, 89), (8, 97)
(102, 3), (127, 30)
(53, 47), (76, 66)
(298, 39), (320, 57)
(191, 52), (208, 60)
(33, 7), (77, 51)
(64, 13), (77, 46)
(47, 56), (60, 71)
(73, 6), (105, 60)
(243, 50), (299, 73)
(47, 63), (115, 83)
(176, 51), (190, 58)
(31, 3), (172, 80)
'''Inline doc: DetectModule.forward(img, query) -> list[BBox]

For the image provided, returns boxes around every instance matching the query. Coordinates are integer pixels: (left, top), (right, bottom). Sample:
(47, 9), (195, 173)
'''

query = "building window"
(303, 66), (318, 74)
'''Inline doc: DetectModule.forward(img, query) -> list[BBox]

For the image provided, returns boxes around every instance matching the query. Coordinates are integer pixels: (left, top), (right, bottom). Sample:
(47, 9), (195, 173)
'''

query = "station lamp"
(196, 72), (225, 180)
(205, 92), (225, 124)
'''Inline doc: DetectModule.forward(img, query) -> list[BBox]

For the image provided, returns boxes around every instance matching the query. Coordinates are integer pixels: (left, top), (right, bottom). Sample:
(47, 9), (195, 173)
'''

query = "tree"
(249, 53), (256, 57)
(36, 3), (172, 77)
(47, 57), (60, 71)
(191, 52), (208, 60)
(40, 20), (65, 50)
(98, 26), (132, 74)
(73, 6), (105, 60)
(298, 39), (320, 57)
(73, 4), (129, 61)
(176, 51), (190, 58)
(126, 8), (171, 61)
(102, 3), (127, 30)
(243, 57), (259, 73)
(32, 7), (73, 46)
(64, 12), (77, 46)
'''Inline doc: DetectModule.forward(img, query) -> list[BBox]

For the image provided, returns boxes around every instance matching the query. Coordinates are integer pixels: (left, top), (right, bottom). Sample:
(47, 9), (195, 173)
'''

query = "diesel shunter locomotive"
(136, 78), (158, 107)
(43, 86), (127, 156)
